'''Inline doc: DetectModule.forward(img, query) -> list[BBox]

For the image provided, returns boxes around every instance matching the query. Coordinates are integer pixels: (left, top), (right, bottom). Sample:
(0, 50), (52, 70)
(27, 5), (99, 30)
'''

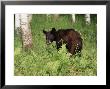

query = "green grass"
(14, 14), (97, 76)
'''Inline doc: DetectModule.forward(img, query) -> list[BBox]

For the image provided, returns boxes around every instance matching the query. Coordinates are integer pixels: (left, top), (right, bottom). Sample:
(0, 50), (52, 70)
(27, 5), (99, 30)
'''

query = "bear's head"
(43, 28), (56, 45)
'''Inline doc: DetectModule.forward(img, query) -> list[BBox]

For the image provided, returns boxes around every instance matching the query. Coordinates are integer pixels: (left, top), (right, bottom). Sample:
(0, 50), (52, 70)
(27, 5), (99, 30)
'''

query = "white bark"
(28, 14), (32, 23)
(15, 14), (20, 28)
(15, 14), (20, 34)
(72, 14), (75, 23)
(20, 14), (33, 49)
(85, 14), (90, 24)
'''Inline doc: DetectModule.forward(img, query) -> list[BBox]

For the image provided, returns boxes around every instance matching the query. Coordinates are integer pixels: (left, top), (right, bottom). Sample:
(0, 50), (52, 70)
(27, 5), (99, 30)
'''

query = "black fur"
(43, 28), (83, 55)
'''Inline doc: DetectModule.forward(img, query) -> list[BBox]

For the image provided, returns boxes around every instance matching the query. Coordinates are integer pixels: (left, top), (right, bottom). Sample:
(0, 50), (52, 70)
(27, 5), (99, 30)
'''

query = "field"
(14, 14), (97, 76)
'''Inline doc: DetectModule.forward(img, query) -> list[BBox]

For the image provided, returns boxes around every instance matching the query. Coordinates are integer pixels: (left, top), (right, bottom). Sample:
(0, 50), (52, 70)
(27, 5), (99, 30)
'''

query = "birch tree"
(20, 14), (33, 50)
(72, 14), (75, 23)
(15, 14), (21, 34)
(85, 14), (90, 24)
(71, 14), (90, 24)
(15, 14), (32, 49)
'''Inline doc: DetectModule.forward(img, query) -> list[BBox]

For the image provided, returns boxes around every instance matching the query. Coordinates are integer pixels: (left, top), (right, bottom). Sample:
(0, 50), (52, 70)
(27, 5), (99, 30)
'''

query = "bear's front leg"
(56, 41), (62, 49)
(69, 45), (76, 55)
(66, 42), (75, 55)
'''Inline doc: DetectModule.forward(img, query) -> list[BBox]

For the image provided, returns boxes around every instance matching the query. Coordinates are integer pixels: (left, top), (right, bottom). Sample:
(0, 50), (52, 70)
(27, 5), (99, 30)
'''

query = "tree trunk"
(72, 14), (75, 23)
(53, 14), (59, 21)
(15, 14), (21, 34)
(85, 14), (90, 24)
(20, 14), (33, 50)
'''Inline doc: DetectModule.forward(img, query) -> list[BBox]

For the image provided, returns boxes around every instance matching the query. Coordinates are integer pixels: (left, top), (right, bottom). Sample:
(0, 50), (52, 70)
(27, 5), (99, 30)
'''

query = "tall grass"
(14, 14), (97, 76)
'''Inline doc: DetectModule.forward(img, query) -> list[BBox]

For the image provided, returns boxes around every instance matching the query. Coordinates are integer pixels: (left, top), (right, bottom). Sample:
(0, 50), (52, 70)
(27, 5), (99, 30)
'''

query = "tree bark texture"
(85, 14), (90, 24)
(15, 14), (32, 49)
(20, 14), (33, 50)
(15, 14), (21, 34)
(72, 14), (75, 23)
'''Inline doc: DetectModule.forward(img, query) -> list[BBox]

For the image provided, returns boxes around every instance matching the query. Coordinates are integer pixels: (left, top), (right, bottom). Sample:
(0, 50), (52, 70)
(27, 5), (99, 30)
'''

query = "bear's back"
(56, 29), (82, 42)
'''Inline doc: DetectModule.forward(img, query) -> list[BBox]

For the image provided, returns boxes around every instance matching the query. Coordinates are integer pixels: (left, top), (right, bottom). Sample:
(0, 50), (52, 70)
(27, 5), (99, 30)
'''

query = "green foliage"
(14, 14), (97, 76)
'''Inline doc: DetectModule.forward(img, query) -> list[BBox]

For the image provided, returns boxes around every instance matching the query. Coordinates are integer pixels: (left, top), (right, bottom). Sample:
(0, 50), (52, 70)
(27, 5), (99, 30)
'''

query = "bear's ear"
(43, 30), (47, 34)
(52, 28), (56, 33)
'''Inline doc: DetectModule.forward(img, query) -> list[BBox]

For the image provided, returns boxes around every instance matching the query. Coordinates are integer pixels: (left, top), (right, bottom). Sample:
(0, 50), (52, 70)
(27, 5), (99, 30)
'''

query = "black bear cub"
(43, 28), (83, 55)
